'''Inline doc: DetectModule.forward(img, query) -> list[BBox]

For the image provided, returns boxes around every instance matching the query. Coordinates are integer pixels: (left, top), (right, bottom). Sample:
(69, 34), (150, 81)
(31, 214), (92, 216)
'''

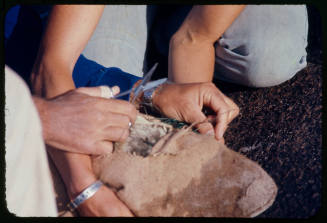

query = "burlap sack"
(91, 114), (278, 217)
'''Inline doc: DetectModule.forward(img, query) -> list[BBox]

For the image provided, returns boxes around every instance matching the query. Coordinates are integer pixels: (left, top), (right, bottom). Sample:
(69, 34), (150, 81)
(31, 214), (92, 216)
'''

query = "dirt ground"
(148, 5), (323, 218)
(218, 6), (323, 218)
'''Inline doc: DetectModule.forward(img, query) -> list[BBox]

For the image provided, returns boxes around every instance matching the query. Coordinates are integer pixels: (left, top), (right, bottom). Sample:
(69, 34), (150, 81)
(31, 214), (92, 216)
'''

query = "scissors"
(113, 63), (159, 103)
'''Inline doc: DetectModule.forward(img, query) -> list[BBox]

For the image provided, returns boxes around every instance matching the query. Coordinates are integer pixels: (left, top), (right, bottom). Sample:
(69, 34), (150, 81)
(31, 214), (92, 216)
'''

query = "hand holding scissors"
(113, 63), (159, 103)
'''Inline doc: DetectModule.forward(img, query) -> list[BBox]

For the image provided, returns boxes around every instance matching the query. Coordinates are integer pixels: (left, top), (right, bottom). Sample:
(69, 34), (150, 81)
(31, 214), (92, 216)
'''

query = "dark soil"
(148, 5), (323, 218)
(220, 5), (323, 218)
(220, 62), (322, 218)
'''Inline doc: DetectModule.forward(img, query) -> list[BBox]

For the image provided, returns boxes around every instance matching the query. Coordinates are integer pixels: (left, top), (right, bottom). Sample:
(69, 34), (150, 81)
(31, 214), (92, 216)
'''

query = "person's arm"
(31, 5), (133, 216)
(32, 86), (136, 155)
(31, 5), (104, 97)
(168, 5), (245, 83)
(153, 82), (239, 141)
(155, 5), (244, 140)
(32, 86), (136, 216)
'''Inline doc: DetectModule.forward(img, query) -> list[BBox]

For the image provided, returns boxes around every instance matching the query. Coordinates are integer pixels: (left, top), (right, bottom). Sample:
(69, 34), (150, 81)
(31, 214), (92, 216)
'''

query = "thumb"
(91, 141), (114, 156)
(76, 86), (120, 98)
(184, 106), (215, 135)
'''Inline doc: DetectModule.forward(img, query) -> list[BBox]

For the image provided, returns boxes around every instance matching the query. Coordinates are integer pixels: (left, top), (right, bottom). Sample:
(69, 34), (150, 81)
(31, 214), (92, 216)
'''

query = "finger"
(195, 122), (215, 135)
(102, 112), (132, 128)
(77, 86), (137, 123)
(203, 92), (226, 115)
(93, 141), (114, 155)
(218, 137), (225, 144)
(76, 86), (120, 98)
(228, 107), (240, 121)
(215, 111), (229, 140)
(102, 126), (130, 142)
(104, 100), (138, 124)
(221, 94), (240, 121)
(202, 91), (238, 140)
(181, 102), (208, 124)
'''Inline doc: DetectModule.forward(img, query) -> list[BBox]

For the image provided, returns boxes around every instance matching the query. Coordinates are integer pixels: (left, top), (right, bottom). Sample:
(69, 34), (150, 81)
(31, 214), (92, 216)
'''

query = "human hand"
(47, 146), (133, 217)
(39, 86), (137, 155)
(152, 82), (239, 141)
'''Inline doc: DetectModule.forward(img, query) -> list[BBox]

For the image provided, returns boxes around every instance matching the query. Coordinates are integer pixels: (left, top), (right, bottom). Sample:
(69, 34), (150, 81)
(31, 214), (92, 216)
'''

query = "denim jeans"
(73, 55), (141, 100)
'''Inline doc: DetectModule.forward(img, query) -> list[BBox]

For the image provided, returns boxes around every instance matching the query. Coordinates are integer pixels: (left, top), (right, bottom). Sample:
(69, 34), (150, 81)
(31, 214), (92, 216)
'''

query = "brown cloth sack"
(91, 115), (278, 217)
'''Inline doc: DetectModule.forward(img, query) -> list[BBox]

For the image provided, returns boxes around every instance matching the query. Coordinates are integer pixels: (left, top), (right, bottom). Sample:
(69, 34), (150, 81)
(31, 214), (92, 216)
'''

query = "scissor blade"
(140, 63), (158, 88)
(113, 63), (158, 100)
(112, 88), (133, 99)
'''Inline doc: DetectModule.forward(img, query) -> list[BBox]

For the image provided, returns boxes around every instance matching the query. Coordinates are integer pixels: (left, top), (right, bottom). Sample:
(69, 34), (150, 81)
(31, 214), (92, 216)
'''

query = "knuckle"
(180, 100), (193, 110)
(230, 102), (240, 116)
(127, 105), (137, 121)
(121, 115), (130, 125)
(116, 115), (131, 128)
(112, 128), (129, 142)
(234, 105), (240, 115)
(181, 106), (204, 123)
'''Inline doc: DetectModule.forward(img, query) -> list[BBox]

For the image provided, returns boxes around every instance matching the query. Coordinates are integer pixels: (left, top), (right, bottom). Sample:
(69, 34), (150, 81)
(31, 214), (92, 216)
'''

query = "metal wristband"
(143, 78), (169, 107)
(67, 180), (103, 212)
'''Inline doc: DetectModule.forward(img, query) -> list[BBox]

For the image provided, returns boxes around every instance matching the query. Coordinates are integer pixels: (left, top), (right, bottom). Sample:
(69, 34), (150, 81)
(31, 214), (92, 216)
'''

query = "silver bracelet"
(67, 180), (103, 212)
(143, 78), (168, 107)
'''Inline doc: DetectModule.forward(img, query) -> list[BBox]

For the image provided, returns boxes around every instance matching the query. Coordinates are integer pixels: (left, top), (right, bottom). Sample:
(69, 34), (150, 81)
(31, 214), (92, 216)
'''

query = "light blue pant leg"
(82, 5), (148, 77)
(215, 5), (308, 87)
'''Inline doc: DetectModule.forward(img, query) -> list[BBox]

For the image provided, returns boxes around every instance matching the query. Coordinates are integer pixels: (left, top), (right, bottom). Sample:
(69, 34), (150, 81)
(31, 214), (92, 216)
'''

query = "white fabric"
(5, 66), (57, 217)
(99, 85), (114, 99)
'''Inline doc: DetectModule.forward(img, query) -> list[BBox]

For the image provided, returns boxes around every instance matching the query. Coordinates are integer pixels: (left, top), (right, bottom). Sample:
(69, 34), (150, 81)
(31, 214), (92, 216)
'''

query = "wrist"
(58, 153), (98, 200)
(67, 180), (103, 212)
(47, 147), (99, 201)
(68, 173), (98, 200)
(32, 96), (51, 141)
(32, 56), (75, 98)
(142, 78), (170, 110)
(151, 81), (173, 111)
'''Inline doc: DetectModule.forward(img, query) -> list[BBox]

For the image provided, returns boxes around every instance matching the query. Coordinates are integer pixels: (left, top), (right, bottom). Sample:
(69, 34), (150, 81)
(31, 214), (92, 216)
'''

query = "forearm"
(47, 148), (97, 199)
(32, 58), (75, 98)
(169, 36), (215, 83)
(169, 5), (245, 83)
(33, 95), (99, 198)
(31, 5), (106, 197)
(31, 5), (105, 98)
